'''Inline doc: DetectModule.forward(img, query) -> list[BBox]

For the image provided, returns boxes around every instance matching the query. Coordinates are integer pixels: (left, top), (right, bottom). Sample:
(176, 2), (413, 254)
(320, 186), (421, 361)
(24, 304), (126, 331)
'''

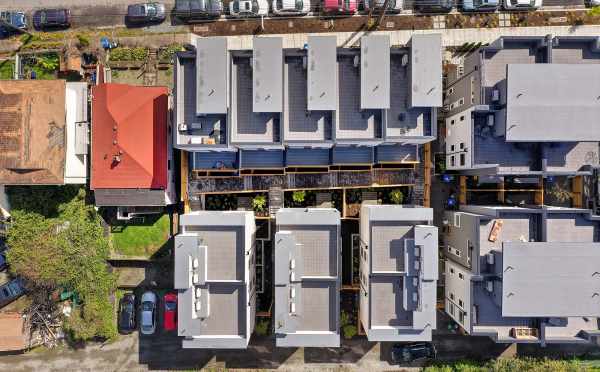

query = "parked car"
(502, 0), (542, 10)
(391, 343), (437, 364)
(322, 0), (357, 14)
(163, 293), (177, 331)
(229, 0), (269, 17)
(33, 8), (71, 30)
(140, 291), (157, 335)
(173, 0), (223, 20)
(364, 0), (403, 13)
(462, 0), (498, 11)
(127, 3), (167, 24)
(0, 251), (6, 272)
(118, 293), (137, 334)
(414, 0), (453, 12)
(0, 278), (26, 308)
(0, 11), (28, 38)
(271, 0), (311, 16)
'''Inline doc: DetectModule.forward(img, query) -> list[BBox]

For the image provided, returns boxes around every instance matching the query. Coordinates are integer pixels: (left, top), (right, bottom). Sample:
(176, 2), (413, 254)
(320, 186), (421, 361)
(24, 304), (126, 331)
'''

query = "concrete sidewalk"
(193, 24), (600, 49)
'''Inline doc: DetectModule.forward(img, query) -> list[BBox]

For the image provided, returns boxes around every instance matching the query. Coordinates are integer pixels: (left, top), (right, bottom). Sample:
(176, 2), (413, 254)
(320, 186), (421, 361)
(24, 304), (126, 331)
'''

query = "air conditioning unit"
(485, 280), (494, 293)
(491, 89), (500, 102)
(178, 123), (188, 131)
(486, 253), (495, 265)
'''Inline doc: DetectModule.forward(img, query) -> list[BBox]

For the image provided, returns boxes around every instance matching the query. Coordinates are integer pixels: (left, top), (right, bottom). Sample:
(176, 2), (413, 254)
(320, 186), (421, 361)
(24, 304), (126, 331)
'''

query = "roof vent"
(112, 155), (121, 164)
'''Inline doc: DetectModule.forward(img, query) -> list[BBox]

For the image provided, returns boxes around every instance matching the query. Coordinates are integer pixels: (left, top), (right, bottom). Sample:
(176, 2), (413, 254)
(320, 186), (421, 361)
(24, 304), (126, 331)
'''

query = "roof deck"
(284, 55), (333, 143)
(360, 205), (438, 341)
(337, 54), (382, 142)
(274, 208), (340, 347)
(231, 56), (281, 145)
(552, 36), (600, 65)
(175, 211), (255, 349)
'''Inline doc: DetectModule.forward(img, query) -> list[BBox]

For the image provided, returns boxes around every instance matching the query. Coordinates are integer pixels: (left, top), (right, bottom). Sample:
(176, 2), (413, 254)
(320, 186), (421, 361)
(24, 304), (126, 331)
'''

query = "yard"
(110, 214), (172, 258)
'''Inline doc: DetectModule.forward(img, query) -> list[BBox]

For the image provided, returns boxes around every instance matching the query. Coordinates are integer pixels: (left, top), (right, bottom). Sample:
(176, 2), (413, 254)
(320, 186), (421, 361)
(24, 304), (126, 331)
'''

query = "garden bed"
(344, 187), (409, 218)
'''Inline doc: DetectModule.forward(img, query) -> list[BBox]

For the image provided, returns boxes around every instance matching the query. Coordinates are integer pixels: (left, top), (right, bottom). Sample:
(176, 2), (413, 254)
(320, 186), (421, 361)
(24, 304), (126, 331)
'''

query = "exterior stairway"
(269, 187), (284, 217)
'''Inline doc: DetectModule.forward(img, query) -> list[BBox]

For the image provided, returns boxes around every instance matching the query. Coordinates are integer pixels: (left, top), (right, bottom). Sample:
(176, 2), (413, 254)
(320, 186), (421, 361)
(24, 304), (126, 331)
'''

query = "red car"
(163, 293), (177, 331)
(322, 0), (357, 14)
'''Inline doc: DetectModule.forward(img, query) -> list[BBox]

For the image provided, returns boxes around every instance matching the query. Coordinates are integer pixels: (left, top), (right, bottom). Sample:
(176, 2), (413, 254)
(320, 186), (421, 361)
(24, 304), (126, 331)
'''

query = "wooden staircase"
(269, 187), (284, 217)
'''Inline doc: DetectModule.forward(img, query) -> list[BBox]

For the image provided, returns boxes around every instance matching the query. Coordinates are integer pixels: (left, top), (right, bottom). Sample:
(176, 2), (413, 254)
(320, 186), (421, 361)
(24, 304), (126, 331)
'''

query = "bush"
(342, 325), (357, 339)
(254, 319), (270, 336)
(424, 357), (588, 372)
(252, 195), (267, 213)
(292, 190), (306, 204)
(588, 6), (600, 17)
(76, 34), (90, 49)
(158, 44), (183, 62)
(389, 189), (404, 205)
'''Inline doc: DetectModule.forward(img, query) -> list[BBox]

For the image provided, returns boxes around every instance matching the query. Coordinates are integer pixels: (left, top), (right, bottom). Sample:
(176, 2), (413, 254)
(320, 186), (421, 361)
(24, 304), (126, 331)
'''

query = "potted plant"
(292, 190), (306, 207)
(389, 189), (404, 205)
(252, 194), (267, 215)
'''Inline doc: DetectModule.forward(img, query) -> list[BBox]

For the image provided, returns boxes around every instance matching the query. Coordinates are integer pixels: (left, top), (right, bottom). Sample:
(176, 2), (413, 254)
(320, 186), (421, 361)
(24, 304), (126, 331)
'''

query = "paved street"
(0, 327), (597, 372)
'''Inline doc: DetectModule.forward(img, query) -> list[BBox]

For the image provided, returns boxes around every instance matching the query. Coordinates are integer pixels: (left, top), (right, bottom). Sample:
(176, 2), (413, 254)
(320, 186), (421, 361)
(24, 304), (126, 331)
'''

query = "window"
(447, 246), (452, 253)
(455, 249), (461, 257)
(459, 299), (464, 307)
(450, 267), (455, 274)
(454, 214), (461, 228)
(459, 310), (465, 324)
(450, 293), (455, 300)
(460, 153), (465, 166)
(459, 142), (464, 149)
(448, 87), (454, 95)
(459, 98), (465, 105)
(450, 156), (455, 167)
(451, 119), (455, 125)
(459, 273), (464, 280)
(449, 303), (455, 316)
(450, 144), (455, 152)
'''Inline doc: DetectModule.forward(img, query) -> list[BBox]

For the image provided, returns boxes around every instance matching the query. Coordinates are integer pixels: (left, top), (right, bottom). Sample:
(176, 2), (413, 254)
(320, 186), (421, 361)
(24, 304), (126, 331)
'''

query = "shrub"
(342, 325), (357, 339)
(389, 189), (404, 205)
(255, 319), (270, 336)
(252, 195), (267, 213)
(76, 34), (90, 49)
(292, 190), (306, 204)
(588, 6), (600, 17)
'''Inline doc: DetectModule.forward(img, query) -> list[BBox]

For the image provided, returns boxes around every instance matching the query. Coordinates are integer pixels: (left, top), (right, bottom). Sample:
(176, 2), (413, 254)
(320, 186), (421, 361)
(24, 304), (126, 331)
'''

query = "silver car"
(140, 291), (157, 335)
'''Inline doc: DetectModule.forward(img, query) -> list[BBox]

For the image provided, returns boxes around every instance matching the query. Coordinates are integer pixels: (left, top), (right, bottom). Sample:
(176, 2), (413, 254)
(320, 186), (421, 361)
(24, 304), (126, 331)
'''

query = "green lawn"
(110, 214), (171, 258)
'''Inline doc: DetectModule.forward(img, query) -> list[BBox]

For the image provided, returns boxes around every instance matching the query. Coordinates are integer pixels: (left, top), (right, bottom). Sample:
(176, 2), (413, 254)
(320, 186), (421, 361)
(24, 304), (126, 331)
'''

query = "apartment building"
(359, 205), (438, 341)
(274, 208), (341, 347)
(443, 205), (600, 344)
(174, 33), (441, 194)
(444, 36), (600, 176)
(174, 211), (256, 348)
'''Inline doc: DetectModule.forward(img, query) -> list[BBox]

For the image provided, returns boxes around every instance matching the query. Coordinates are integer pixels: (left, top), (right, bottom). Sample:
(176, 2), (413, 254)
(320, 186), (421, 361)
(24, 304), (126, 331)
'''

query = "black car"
(118, 293), (137, 334)
(33, 8), (71, 30)
(414, 0), (453, 12)
(391, 343), (437, 364)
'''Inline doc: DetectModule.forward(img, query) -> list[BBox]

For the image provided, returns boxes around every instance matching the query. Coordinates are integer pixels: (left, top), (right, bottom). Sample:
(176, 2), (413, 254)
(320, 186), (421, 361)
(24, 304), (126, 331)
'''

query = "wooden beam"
(423, 143), (432, 207)
(572, 176), (583, 208)
(459, 176), (467, 205)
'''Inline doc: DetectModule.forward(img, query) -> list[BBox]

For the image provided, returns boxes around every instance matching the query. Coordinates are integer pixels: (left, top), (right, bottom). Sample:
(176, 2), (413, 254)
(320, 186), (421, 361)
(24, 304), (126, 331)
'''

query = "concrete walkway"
(193, 24), (600, 48)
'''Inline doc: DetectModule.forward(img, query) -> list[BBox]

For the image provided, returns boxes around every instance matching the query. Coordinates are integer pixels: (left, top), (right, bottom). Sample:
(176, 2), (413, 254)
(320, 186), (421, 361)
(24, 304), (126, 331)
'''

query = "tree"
(6, 187), (117, 341)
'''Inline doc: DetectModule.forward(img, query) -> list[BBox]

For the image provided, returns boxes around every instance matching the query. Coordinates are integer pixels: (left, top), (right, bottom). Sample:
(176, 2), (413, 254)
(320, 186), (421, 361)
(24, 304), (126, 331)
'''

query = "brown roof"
(0, 80), (66, 185)
(0, 312), (28, 351)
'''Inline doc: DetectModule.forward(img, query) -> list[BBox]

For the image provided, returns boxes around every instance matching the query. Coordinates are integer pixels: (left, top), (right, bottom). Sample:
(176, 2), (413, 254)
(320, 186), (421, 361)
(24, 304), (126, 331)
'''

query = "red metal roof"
(91, 83), (168, 190)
